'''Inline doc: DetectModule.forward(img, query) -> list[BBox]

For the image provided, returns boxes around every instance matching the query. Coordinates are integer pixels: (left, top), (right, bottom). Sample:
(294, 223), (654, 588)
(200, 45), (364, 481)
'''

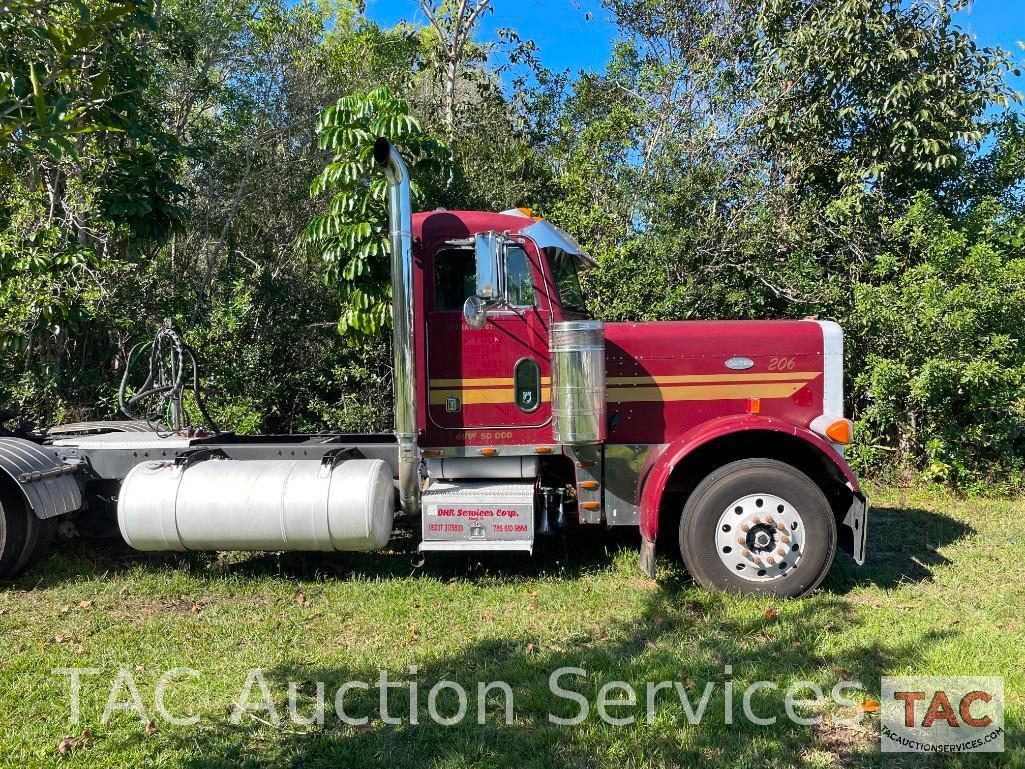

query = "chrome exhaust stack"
(374, 137), (419, 516)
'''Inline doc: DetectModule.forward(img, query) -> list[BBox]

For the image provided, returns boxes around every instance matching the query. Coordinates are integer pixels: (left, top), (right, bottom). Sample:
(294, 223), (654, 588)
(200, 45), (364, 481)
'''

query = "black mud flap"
(638, 537), (657, 579)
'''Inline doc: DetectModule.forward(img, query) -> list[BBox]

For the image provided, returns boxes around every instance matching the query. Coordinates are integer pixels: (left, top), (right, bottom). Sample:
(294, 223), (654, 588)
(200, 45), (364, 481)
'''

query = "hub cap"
(714, 493), (805, 582)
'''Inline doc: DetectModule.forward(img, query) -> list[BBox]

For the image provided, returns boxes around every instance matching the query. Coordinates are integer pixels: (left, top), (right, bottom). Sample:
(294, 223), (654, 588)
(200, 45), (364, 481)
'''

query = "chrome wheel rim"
(714, 493), (805, 582)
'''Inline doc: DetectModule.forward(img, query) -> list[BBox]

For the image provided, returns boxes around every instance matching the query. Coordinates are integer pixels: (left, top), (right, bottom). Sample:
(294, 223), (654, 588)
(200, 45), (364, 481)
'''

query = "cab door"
(425, 240), (551, 435)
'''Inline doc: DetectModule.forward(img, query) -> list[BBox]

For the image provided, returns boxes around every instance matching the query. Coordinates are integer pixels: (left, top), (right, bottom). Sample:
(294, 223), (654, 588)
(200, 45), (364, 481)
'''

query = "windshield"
(544, 247), (590, 315)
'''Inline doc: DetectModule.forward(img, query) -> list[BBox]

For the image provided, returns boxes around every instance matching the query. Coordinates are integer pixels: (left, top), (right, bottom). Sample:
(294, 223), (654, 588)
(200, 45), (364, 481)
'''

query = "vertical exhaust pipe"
(374, 137), (418, 516)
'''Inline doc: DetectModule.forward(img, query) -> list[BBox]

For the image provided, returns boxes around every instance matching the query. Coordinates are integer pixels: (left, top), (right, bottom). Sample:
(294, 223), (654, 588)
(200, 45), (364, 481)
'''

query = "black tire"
(678, 458), (836, 598)
(0, 491), (30, 579)
(13, 510), (57, 577)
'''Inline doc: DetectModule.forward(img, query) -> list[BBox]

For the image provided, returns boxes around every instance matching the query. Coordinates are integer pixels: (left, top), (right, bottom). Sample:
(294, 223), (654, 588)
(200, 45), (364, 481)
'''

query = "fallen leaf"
(57, 728), (92, 756)
(293, 590), (307, 607)
(835, 668), (854, 681)
(409, 629), (420, 644)
(145, 720), (158, 737)
(482, 613), (494, 622)
(713, 650), (726, 664)
(763, 607), (778, 620)
(860, 699), (881, 712)
(645, 640), (657, 650)
(78, 600), (93, 610)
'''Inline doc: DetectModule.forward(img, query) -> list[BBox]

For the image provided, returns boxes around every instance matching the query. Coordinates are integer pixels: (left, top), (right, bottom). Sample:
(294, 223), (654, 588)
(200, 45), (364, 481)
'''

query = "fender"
(637, 414), (861, 543)
(0, 438), (82, 519)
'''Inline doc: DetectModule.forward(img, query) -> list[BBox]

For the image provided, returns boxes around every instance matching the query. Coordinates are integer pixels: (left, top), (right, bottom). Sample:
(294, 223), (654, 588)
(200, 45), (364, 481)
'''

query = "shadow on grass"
(159, 583), (1017, 769)
(4, 520), (644, 591)
(826, 506), (974, 594)
(8, 501), (973, 596)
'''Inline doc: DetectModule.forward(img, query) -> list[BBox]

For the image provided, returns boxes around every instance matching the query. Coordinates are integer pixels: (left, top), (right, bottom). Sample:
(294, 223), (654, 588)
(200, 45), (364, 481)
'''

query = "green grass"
(0, 488), (1022, 768)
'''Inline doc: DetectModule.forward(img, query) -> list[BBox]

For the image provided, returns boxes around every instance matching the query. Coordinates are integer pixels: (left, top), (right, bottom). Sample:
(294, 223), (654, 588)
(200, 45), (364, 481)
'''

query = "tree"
(301, 87), (448, 336)
(416, 0), (492, 141)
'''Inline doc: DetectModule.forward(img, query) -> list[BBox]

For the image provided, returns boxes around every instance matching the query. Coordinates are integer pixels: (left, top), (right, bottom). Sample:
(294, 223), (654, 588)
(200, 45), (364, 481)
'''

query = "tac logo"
(880, 676), (1004, 753)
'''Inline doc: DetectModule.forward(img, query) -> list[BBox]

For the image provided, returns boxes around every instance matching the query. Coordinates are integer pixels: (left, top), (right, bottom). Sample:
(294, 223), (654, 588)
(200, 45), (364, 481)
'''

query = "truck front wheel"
(678, 458), (836, 598)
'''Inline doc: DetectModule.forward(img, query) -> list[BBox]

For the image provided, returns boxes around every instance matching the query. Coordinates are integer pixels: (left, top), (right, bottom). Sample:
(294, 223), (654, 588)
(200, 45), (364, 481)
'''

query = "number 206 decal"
(768, 357), (796, 371)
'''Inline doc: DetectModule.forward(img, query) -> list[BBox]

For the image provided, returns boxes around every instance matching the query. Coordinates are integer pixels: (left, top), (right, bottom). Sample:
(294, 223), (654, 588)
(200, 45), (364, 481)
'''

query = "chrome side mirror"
(463, 296), (488, 329)
(474, 232), (502, 300)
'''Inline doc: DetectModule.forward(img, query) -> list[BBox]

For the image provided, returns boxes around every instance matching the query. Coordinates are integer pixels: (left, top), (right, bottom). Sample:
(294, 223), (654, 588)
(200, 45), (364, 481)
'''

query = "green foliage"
(1, 0), (1024, 490)
(0, 0), (186, 358)
(302, 87), (448, 337)
(0, 0), (156, 157)
(850, 188), (1025, 489)
(754, 0), (1015, 201)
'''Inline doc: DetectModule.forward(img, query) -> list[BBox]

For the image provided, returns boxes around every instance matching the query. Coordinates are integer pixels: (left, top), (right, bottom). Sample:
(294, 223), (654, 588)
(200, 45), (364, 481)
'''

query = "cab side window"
(433, 243), (537, 310)
(434, 248), (475, 311)
(504, 245), (536, 307)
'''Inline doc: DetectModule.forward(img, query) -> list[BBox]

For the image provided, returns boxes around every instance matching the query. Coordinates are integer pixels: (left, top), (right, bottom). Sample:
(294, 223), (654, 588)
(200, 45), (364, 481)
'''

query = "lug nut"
(752, 516), (761, 524)
(776, 548), (786, 556)
(766, 515), (774, 524)
(782, 535), (791, 544)
(753, 557), (762, 565)
(741, 524), (750, 532)
(767, 557), (775, 565)
(742, 549), (750, 558)
(737, 537), (745, 544)
(776, 522), (786, 531)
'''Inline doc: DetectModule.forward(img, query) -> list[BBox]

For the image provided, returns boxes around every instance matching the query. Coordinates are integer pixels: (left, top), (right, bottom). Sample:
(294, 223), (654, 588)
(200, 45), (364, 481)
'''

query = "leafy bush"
(850, 193), (1025, 489)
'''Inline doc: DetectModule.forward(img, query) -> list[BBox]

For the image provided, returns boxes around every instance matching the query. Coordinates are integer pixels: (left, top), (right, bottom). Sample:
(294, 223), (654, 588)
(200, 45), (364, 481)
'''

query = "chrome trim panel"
(519, 220), (596, 266)
(419, 540), (533, 553)
(0, 437), (82, 520)
(564, 445), (602, 523)
(426, 456), (537, 480)
(604, 444), (660, 526)
(814, 319), (844, 417)
(422, 445), (557, 459)
(842, 492), (868, 565)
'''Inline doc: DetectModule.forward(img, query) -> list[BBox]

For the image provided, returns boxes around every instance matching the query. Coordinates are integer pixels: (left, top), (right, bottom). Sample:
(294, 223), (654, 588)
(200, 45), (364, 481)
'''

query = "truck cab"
(411, 207), (867, 596)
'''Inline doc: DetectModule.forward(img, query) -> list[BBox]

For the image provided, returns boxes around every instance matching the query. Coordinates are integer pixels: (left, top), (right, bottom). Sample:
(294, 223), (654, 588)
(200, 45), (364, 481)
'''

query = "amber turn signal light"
(825, 419), (853, 444)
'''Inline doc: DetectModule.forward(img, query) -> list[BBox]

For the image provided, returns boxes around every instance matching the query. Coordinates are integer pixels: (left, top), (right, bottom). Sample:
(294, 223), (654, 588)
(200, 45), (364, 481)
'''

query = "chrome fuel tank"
(118, 457), (394, 552)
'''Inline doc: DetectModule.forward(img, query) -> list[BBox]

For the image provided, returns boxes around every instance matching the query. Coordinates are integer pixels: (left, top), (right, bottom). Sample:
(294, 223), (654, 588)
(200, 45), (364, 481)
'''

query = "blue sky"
(364, 0), (1024, 93)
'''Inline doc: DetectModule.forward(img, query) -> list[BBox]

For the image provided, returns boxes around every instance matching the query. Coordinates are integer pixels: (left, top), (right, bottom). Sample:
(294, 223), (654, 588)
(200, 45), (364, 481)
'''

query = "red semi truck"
(0, 139), (866, 597)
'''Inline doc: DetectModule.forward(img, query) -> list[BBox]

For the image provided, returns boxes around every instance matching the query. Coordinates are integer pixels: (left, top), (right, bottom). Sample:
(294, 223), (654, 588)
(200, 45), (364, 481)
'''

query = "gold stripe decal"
(606, 371), (820, 386)
(430, 377), (551, 388)
(430, 389), (551, 406)
(428, 372), (821, 405)
(606, 382), (813, 403)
